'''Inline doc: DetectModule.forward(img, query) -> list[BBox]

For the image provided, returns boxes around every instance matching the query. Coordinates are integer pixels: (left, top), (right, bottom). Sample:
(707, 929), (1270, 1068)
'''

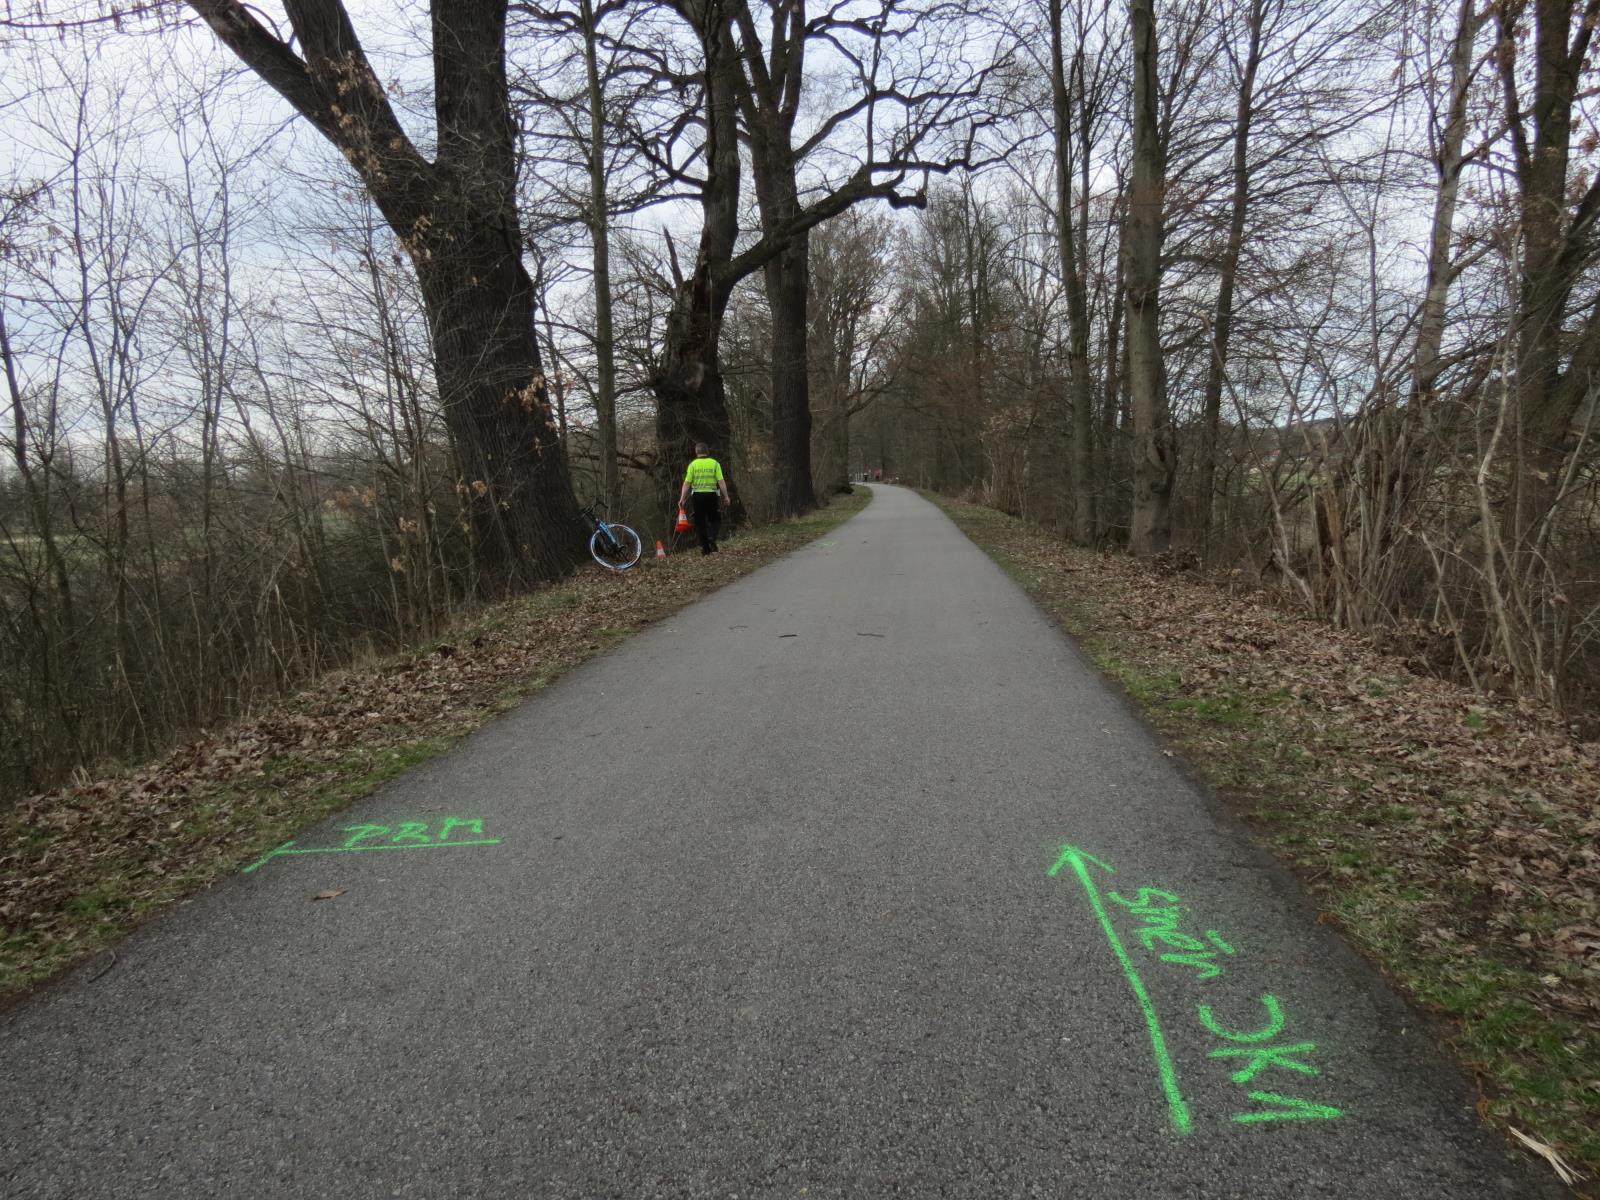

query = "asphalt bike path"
(0, 486), (1556, 1198)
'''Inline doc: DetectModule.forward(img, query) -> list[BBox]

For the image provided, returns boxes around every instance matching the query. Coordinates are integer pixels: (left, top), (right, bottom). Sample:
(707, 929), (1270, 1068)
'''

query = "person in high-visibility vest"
(677, 442), (731, 555)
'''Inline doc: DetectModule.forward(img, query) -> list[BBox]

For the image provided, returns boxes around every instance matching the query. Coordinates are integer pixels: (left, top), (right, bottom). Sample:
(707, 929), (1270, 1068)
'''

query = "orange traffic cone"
(655, 539), (667, 559)
(675, 506), (693, 534)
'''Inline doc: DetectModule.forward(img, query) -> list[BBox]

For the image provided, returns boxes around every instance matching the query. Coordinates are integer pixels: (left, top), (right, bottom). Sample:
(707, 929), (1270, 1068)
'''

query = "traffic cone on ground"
(655, 539), (667, 559)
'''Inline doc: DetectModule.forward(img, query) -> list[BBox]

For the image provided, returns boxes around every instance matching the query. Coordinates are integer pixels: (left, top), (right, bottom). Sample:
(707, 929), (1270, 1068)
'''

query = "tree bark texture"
(580, 0), (620, 511)
(765, 230), (815, 515)
(655, 0), (741, 497)
(187, 0), (583, 592)
(1049, 0), (1096, 544)
(1100, 210), (1126, 538)
(1126, 0), (1174, 555)
(1196, 0), (1264, 547)
(1496, 0), (1600, 542)
(1415, 0), (1482, 407)
(656, 264), (737, 472)
(737, 0), (816, 517)
(1357, 0), (1485, 560)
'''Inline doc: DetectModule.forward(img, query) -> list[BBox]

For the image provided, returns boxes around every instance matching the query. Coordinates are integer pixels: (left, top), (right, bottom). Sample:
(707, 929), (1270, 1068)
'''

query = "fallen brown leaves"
(1067, 551), (1593, 1012)
(0, 494), (865, 1004)
(938, 495), (1599, 1189)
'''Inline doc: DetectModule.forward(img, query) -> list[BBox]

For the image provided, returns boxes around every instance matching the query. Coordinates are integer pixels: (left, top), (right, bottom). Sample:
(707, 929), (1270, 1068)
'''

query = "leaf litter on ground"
(933, 493), (1599, 1193)
(0, 494), (867, 1005)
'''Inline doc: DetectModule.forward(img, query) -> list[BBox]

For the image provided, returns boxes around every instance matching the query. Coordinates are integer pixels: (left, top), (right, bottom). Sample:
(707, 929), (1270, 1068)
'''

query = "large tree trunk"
(739, 0), (817, 520)
(766, 230), (815, 515)
(654, 0), (741, 502)
(188, 0), (583, 593)
(665, 0), (957, 516)
(415, 211), (580, 588)
(655, 264), (737, 475)
(1126, 0), (1174, 555)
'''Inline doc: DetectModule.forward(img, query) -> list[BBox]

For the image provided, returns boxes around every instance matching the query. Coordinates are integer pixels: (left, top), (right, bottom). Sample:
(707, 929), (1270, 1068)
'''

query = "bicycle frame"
(584, 510), (640, 570)
(581, 502), (612, 538)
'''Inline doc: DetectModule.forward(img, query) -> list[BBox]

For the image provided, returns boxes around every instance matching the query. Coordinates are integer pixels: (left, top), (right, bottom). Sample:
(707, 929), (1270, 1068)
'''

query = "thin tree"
(808, 211), (896, 493)
(1491, 0), (1600, 548)
(579, 0), (621, 510)
(1193, 0), (1264, 547)
(1047, 0), (1098, 543)
(1125, 0), (1174, 554)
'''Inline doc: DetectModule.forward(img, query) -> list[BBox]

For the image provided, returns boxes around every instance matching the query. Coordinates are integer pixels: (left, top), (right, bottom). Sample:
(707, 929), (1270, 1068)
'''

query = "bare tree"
(651, 0), (745, 497)
(578, 0), (621, 510)
(1125, 0), (1173, 554)
(1044, 0), (1118, 543)
(1492, 0), (1600, 547)
(808, 210), (896, 493)
(635, 0), (1009, 516)
(727, 0), (1010, 515)
(187, 0), (584, 591)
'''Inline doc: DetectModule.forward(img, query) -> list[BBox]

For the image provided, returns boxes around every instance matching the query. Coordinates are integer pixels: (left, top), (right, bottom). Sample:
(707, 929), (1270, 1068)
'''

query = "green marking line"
(1050, 844), (1194, 1136)
(241, 840), (297, 874)
(241, 838), (501, 873)
(275, 839), (500, 858)
(1210, 1041), (1320, 1084)
(1232, 1092), (1342, 1123)
(1199, 994), (1286, 1044)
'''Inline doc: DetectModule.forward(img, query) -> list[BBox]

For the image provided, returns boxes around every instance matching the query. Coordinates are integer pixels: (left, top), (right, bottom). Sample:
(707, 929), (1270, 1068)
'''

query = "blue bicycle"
(581, 500), (642, 571)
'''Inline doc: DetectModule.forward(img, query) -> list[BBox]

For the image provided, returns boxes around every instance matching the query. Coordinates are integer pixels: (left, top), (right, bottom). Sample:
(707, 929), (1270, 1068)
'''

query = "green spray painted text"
(242, 818), (501, 874)
(1051, 843), (1344, 1132)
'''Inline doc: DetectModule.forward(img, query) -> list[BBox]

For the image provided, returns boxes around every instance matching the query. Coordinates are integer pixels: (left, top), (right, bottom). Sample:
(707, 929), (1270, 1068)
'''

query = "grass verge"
(0, 492), (868, 1005)
(932, 493), (1599, 1193)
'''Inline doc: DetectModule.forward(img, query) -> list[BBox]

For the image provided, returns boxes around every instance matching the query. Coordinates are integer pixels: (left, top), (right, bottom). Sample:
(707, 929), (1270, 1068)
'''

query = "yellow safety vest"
(684, 456), (724, 493)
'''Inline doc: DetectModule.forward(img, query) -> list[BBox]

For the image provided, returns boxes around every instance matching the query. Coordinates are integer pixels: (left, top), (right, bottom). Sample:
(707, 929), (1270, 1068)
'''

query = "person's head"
(694, 441), (710, 457)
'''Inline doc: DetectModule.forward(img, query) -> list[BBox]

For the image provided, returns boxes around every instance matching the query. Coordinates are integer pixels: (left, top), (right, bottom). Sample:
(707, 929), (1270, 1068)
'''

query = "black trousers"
(690, 492), (722, 553)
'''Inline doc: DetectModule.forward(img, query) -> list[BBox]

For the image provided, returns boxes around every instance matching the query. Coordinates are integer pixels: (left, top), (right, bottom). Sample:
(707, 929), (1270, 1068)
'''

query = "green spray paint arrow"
(1049, 844), (1193, 1136)
(1048, 844), (1115, 877)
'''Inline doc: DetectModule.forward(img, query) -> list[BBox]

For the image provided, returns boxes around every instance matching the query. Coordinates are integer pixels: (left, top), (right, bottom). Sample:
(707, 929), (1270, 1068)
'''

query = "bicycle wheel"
(590, 523), (642, 571)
